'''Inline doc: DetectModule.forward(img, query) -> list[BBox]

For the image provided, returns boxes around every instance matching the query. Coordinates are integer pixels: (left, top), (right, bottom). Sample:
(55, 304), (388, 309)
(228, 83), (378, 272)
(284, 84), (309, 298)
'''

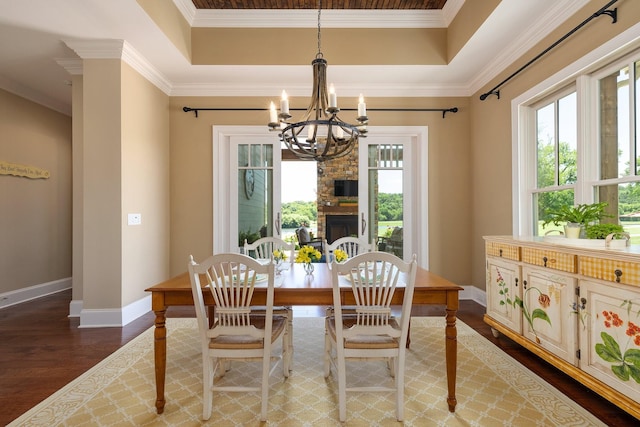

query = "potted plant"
(542, 202), (609, 238)
(585, 223), (630, 248)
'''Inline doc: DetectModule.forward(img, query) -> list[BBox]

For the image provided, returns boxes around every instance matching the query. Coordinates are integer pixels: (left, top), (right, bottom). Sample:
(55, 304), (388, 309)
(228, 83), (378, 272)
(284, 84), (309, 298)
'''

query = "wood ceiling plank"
(190, 0), (447, 9)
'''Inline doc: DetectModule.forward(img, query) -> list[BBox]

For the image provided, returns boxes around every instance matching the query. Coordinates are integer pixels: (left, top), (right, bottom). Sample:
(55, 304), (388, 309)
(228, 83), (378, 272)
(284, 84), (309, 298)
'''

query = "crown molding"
(55, 58), (83, 75)
(467, 0), (589, 96)
(441, 0), (465, 26)
(63, 39), (172, 96)
(190, 10), (445, 28)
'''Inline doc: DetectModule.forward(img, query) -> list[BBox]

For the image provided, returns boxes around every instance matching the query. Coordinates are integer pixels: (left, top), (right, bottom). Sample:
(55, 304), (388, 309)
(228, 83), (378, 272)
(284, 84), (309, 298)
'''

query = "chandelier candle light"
(268, 0), (368, 162)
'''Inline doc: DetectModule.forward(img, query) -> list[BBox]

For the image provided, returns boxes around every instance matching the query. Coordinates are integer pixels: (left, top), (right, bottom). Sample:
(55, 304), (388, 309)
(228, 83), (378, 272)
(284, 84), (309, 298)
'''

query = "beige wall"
(120, 63), (170, 306)
(169, 96), (472, 286)
(81, 59), (170, 315)
(469, 0), (640, 290)
(3, 0), (639, 309)
(0, 89), (72, 293)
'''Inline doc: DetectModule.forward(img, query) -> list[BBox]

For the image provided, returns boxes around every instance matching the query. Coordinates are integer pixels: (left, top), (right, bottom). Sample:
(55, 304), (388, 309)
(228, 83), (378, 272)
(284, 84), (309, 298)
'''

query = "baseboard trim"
(460, 285), (486, 307)
(69, 299), (83, 317)
(78, 294), (151, 328)
(0, 278), (71, 310)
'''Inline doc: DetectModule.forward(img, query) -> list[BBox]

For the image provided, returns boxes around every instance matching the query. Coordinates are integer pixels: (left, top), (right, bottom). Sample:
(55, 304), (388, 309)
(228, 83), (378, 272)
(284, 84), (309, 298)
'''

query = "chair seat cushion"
(209, 315), (287, 349)
(326, 315), (401, 349)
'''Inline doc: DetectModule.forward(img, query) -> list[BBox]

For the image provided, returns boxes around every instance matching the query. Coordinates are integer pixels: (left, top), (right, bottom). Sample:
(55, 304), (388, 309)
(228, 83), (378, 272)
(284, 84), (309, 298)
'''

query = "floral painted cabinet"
(486, 256), (522, 334)
(521, 266), (578, 365)
(579, 279), (640, 403)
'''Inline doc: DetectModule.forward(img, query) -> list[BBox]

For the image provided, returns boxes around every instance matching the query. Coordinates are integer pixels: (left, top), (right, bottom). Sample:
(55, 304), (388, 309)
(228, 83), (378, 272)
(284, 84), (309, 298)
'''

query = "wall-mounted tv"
(334, 179), (358, 197)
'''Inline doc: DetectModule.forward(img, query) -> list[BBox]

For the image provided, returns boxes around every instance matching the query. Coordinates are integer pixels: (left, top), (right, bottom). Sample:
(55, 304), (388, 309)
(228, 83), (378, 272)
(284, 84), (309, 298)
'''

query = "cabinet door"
(486, 257), (522, 333)
(579, 280), (640, 403)
(522, 267), (578, 365)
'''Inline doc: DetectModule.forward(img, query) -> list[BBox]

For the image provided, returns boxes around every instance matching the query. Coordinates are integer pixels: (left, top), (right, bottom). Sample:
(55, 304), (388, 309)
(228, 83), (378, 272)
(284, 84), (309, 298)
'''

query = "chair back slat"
(189, 253), (275, 341)
(333, 252), (417, 339)
(244, 237), (295, 264)
(324, 236), (373, 267)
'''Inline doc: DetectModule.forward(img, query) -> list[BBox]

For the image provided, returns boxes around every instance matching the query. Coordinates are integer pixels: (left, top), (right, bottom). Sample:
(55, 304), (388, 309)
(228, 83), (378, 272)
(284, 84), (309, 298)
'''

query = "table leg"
(445, 300), (458, 412)
(153, 306), (167, 414)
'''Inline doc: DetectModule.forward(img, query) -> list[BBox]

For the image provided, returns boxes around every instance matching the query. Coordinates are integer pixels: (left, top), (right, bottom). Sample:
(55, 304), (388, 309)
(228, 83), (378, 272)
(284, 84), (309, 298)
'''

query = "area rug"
(9, 317), (604, 427)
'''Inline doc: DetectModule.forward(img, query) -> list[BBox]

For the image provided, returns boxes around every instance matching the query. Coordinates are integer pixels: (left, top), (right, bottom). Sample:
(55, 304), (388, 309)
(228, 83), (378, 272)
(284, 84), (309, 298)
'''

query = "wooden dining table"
(145, 262), (463, 415)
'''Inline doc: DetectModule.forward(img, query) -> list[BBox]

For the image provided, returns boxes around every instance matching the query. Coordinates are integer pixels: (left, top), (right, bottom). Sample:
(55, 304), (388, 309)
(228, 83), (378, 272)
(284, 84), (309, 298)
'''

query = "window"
(533, 90), (577, 236)
(517, 46), (640, 243)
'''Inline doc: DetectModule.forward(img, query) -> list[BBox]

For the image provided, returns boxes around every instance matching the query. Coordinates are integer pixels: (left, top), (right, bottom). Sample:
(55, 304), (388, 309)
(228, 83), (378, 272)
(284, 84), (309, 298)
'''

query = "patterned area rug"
(9, 317), (604, 427)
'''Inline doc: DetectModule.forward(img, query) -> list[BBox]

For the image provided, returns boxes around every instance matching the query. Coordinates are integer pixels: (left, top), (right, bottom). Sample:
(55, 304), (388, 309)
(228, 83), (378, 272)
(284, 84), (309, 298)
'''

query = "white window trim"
(512, 22), (640, 237)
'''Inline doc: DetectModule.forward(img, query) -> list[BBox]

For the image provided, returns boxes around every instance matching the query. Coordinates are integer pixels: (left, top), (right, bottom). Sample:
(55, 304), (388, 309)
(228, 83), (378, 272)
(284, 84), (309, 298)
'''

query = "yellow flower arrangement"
(295, 245), (322, 264)
(333, 248), (348, 262)
(273, 249), (287, 262)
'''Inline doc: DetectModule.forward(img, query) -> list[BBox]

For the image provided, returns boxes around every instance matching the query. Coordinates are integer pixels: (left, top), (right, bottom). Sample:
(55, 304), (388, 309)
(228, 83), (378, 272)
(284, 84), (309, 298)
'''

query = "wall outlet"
(128, 213), (142, 225)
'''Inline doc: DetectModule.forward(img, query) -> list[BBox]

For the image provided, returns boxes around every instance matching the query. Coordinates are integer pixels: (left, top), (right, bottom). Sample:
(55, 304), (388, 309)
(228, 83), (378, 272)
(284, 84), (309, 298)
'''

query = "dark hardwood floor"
(0, 290), (637, 425)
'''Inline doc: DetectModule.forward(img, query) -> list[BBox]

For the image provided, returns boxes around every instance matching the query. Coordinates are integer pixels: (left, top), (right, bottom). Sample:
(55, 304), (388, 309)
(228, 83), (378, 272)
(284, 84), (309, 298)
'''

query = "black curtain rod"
(182, 106), (458, 119)
(479, 0), (620, 101)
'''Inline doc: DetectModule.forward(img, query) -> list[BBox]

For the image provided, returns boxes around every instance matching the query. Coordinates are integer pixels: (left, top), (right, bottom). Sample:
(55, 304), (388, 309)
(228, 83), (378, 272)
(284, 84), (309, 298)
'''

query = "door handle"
(276, 212), (281, 235)
(361, 213), (366, 235)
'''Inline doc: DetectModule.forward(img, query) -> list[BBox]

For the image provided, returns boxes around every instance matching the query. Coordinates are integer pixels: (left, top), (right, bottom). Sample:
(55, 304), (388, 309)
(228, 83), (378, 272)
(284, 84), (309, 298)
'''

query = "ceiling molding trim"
(170, 82), (469, 98)
(63, 39), (126, 59)
(441, 0), (465, 26)
(467, 0), (589, 96)
(190, 9), (446, 29)
(0, 74), (71, 116)
(120, 42), (173, 95)
(55, 58), (83, 76)
(173, 0), (197, 25)
(63, 39), (172, 96)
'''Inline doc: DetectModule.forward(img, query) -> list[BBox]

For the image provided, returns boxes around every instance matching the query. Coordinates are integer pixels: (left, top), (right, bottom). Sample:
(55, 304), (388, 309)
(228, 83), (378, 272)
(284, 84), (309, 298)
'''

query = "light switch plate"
(128, 213), (142, 225)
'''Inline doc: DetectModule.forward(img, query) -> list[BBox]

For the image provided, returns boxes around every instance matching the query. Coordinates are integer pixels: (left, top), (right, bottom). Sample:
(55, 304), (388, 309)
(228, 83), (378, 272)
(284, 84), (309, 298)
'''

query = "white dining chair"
(188, 253), (291, 421)
(324, 251), (417, 422)
(323, 236), (373, 267)
(244, 236), (295, 264)
(243, 236), (294, 366)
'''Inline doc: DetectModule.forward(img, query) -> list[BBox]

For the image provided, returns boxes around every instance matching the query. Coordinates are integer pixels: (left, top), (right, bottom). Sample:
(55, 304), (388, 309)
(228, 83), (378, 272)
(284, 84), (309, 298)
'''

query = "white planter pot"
(564, 223), (582, 239)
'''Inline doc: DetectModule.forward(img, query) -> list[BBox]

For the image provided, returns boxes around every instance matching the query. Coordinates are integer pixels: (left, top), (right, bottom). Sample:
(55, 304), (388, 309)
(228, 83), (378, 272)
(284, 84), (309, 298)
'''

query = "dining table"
(145, 261), (463, 415)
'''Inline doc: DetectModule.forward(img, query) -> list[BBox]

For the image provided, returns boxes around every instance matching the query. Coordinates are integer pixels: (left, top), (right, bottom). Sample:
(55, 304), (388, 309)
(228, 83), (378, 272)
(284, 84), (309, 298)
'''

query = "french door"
(213, 127), (281, 253)
(213, 126), (428, 267)
(358, 127), (428, 267)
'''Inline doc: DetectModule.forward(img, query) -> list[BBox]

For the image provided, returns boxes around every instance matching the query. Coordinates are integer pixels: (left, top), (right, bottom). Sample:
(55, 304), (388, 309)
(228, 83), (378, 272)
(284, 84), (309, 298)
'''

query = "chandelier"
(268, 0), (368, 162)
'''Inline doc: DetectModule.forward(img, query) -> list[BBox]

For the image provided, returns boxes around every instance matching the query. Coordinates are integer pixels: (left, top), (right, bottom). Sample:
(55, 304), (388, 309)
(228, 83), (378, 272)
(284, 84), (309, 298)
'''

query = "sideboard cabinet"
(484, 236), (640, 418)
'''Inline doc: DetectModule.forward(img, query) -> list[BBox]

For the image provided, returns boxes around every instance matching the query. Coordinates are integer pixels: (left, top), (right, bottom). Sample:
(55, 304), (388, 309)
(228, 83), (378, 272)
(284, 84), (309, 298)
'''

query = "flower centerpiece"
(273, 248), (288, 274)
(333, 248), (348, 263)
(273, 249), (288, 263)
(295, 245), (322, 275)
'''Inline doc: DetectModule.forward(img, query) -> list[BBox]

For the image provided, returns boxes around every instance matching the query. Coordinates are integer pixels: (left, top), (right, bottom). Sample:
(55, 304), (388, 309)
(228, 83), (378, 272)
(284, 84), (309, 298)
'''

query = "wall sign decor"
(244, 169), (254, 199)
(0, 160), (50, 179)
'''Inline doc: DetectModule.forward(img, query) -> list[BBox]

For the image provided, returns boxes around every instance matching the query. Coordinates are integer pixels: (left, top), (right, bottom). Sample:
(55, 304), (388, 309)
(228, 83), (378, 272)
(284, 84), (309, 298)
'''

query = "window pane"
(636, 61), (640, 175)
(599, 66), (629, 179)
(536, 103), (555, 188)
(598, 183), (640, 244)
(558, 93), (577, 185)
(536, 189), (574, 236)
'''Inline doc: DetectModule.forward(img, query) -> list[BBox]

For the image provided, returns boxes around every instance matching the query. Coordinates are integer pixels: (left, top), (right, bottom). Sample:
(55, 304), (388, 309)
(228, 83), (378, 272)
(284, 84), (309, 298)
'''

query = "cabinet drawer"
(485, 242), (520, 261)
(578, 256), (640, 286)
(521, 247), (576, 273)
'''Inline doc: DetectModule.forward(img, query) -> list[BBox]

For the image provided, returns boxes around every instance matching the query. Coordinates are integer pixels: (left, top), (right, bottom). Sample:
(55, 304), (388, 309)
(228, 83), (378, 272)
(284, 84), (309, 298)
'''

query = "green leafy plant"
(585, 223), (625, 239)
(238, 228), (261, 247)
(542, 202), (609, 227)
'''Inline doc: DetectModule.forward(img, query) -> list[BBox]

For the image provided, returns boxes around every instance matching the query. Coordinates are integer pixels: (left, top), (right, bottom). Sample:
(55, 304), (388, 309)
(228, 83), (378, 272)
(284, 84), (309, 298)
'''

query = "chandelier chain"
(317, 0), (322, 58)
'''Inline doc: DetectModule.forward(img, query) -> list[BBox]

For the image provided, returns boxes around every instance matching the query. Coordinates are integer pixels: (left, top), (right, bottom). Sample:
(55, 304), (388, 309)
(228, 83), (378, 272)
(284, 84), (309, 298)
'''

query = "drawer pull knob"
(543, 256), (548, 267)
(614, 269), (622, 283)
(499, 249), (503, 257)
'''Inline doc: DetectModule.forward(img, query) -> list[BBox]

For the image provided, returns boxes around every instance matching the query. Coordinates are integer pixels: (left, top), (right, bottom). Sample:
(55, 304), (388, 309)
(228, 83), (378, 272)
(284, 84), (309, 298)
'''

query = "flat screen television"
(334, 179), (358, 197)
